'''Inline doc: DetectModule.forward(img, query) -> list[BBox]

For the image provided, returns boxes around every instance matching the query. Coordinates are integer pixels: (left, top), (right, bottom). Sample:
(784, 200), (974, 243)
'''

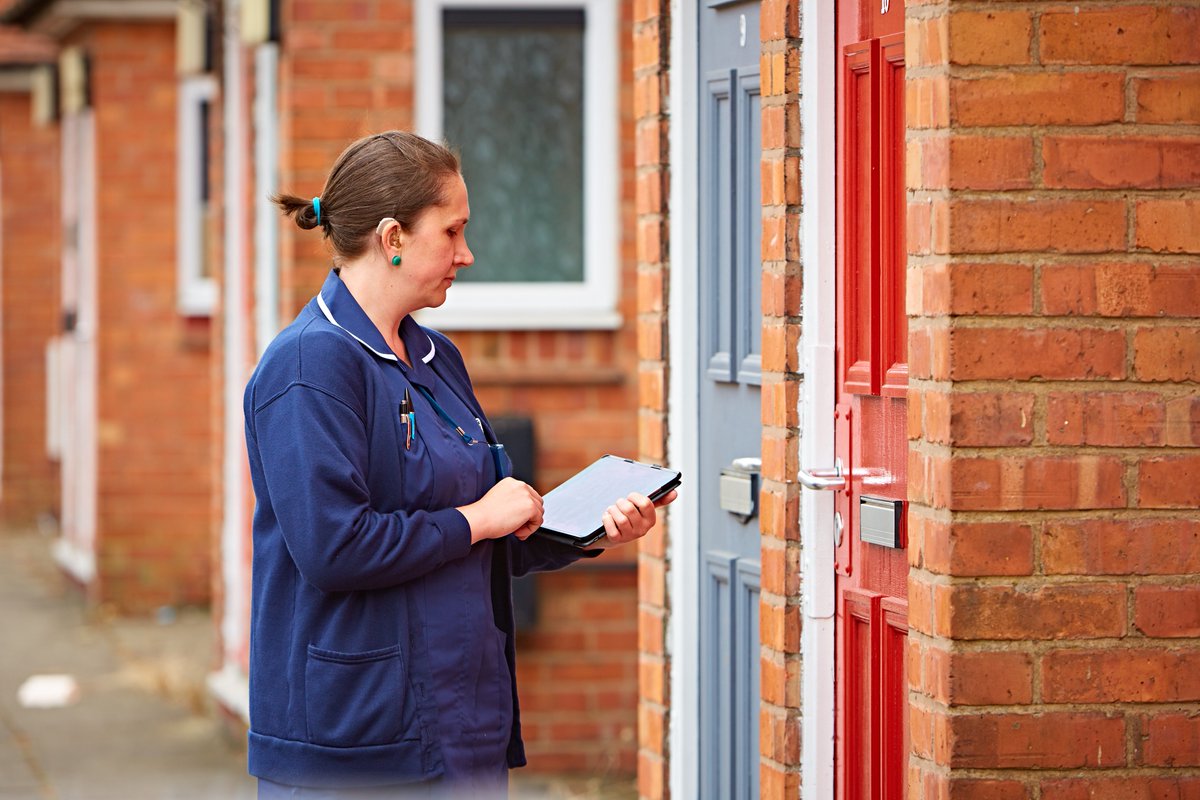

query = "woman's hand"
(457, 477), (544, 544)
(593, 489), (678, 548)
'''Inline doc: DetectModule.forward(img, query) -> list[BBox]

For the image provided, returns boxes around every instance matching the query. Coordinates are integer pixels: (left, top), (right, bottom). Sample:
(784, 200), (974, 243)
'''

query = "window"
(177, 0), (217, 316)
(177, 75), (217, 316)
(416, 0), (619, 329)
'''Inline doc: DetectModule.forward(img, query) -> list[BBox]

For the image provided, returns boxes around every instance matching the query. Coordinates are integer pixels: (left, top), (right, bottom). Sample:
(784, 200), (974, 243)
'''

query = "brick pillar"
(0, 89), (60, 528)
(759, 0), (803, 797)
(81, 21), (215, 612)
(633, 0), (671, 795)
(907, 2), (1200, 796)
(277, 0), (416, 318)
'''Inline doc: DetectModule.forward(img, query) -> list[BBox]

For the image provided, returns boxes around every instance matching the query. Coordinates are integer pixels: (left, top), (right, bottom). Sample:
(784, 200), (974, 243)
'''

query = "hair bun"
(295, 204), (321, 231)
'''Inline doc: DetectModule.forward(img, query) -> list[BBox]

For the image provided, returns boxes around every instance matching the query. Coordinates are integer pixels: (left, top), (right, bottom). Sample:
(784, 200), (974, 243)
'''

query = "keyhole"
(739, 14), (746, 46)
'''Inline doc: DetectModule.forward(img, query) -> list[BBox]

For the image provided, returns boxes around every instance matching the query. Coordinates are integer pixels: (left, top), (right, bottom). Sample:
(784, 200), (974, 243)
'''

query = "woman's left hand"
(594, 490), (678, 548)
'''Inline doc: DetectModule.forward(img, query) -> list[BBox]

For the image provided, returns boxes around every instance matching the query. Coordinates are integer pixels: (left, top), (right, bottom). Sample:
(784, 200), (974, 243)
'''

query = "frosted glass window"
(443, 9), (585, 284)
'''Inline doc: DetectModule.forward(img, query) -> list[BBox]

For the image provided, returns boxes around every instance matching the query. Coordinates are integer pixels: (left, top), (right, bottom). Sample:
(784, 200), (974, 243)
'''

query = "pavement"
(0, 529), (634, 800)
(0, 528), (255, 800)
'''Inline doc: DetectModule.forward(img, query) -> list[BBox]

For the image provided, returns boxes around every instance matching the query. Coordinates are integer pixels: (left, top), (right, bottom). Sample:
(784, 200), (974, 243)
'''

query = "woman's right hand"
(457, 477), (544, 544)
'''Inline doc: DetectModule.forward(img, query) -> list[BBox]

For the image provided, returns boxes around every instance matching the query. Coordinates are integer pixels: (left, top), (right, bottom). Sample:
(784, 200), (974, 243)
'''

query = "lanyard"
(413, 384), (479, 445)
(411, 383), (510, 479)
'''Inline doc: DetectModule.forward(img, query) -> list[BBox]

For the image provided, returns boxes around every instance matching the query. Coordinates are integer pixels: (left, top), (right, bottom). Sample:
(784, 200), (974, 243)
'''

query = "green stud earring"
(391, 255), (402, 266)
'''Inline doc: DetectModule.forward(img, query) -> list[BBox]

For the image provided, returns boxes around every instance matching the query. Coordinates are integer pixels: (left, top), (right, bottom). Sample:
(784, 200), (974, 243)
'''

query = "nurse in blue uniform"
(243, 131), (675, 798)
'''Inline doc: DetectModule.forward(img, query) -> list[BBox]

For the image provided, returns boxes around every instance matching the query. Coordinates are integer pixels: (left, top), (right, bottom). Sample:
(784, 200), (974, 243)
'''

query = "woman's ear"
(375, 217), (404, 249)
(375, 217), (399, 238)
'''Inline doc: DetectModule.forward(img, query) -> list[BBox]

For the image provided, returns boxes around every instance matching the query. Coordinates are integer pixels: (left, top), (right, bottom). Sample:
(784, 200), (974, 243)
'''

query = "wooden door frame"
(667, 0), (701, 794)
(799, 0), (839, 795)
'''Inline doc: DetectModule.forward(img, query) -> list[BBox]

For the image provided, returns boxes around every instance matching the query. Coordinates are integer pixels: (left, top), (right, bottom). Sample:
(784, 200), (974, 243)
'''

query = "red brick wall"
(0, 89), (60, 528)
(632, 0), (671, 794)
(277, 0), (418, 317)
(515, 567), (639, 774)
(759, 0), (803, 797)
(77, 21), (214, 612)
(907, 1), (1200, 796)
(276, 0), (643, 776)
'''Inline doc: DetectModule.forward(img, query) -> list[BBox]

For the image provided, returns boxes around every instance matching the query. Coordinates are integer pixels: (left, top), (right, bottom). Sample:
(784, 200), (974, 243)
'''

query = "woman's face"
(399, 174), (474, 310)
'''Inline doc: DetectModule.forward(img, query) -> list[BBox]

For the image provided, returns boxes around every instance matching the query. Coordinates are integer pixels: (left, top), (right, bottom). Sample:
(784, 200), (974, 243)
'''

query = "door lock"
(798, 459), (846, 491)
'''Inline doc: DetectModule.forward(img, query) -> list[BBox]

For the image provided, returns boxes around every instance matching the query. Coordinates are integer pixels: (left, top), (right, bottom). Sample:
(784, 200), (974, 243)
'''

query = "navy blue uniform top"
(243, 271), (597, 788)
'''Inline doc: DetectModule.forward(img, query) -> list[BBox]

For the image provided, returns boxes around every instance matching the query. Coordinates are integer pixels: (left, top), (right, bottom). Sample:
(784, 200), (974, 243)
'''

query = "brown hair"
(273, 131), (461, 260)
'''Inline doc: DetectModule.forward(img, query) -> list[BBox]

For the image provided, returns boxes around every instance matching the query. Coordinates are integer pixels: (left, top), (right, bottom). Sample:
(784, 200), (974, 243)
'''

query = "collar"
(314, 269), (436, 366)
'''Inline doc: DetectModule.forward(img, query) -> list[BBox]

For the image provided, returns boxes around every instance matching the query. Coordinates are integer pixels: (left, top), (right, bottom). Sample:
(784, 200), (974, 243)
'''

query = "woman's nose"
(458, 239), (474, 267)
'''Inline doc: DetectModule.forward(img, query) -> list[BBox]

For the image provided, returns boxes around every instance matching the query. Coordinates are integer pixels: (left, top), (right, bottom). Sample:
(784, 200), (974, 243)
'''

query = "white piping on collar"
(316, 292), (436, 364)
(317, 293), (397, 361)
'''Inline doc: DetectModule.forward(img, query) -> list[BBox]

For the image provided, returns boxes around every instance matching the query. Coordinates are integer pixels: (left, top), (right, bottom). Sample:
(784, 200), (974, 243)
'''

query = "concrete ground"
(0, 529), (634, 800)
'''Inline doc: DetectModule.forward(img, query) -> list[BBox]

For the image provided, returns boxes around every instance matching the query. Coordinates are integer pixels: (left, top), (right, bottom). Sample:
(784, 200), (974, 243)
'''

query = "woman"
(244, 131), (674, 798)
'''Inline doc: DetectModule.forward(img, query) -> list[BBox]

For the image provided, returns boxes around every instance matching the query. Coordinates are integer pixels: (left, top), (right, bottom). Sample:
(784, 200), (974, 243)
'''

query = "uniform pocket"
(460, 628), (512, 740)
(305, 644), (410, 747)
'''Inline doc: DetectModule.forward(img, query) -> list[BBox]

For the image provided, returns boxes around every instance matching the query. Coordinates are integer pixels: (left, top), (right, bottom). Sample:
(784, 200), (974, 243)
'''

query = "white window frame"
(415, 0), (621, 330)
(177, 73), (218, 316)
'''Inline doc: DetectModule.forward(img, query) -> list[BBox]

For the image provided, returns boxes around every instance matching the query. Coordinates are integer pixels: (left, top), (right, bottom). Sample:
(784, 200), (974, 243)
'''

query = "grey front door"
(697, 1), (762, 797)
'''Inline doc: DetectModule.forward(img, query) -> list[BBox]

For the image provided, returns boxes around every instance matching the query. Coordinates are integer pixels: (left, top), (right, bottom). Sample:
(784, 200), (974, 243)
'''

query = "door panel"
(834, 0), (908, 795)
(702, 552), (737, 796)
(704, 71), (735, 382)
(735, 71), (763, 385)
(879, 34), (907, 395)
(697, 0), (762, 797)
(880, 598), (910, 800)
(734, 561), (761, 800)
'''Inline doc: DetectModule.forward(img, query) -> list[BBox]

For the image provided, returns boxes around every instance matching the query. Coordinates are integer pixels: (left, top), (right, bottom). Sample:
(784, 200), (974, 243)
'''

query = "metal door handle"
(798, 460), (845, 491)
(730, 457), (761, 473)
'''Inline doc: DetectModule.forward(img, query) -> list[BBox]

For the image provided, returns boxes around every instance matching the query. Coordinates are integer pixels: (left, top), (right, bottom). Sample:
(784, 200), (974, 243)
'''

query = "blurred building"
(0, 7), (57, 529)
(1, 0), (214, 612)
(1, 0), (644, 779)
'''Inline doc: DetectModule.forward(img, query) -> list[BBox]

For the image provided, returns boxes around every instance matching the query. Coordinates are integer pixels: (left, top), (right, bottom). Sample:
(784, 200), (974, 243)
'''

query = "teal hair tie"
(312, 197), (322, 225)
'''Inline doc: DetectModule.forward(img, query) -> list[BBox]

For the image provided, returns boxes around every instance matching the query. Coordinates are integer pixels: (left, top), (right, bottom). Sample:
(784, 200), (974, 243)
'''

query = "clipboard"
(536, 455), (682, 548)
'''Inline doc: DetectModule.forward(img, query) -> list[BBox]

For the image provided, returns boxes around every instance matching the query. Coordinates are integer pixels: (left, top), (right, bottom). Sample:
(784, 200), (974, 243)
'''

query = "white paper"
(17, 674), (80, 708)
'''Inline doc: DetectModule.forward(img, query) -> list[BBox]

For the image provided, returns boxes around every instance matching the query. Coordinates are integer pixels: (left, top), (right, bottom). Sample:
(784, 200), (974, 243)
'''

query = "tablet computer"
(536, 455), (682, 548)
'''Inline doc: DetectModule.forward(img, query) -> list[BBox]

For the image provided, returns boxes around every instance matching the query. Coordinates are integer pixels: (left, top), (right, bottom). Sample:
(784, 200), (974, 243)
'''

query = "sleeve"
(507, 534), (603, 578)
(252, 381), (473, 593)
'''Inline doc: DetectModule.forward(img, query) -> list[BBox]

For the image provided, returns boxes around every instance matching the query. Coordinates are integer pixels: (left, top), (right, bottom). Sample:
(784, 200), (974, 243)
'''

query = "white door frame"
(667, 0), (700, 794)
(798, 0), (838, 795)
(209, 0), (251, 721)
(54, 108), (98, 585)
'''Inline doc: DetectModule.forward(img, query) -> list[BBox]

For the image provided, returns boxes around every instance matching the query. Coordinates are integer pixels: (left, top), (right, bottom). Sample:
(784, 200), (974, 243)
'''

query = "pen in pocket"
(400, 389), (414, 450)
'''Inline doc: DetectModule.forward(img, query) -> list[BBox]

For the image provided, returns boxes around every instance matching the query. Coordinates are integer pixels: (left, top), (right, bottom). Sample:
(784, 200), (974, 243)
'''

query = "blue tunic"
(243, 271), (596, 789)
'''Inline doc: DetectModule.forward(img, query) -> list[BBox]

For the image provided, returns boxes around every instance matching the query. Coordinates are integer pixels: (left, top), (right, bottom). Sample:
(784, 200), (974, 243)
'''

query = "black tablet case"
(535, 455), (682, 548)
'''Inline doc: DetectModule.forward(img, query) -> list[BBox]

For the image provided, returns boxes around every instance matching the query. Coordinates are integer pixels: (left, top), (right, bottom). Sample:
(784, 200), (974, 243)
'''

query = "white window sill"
(416, 307), (623, 331)
(178, 281), (216, 317)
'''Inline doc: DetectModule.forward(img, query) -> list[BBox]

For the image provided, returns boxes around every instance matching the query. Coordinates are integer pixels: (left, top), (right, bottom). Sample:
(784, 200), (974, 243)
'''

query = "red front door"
(834, 0), (908, 796)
